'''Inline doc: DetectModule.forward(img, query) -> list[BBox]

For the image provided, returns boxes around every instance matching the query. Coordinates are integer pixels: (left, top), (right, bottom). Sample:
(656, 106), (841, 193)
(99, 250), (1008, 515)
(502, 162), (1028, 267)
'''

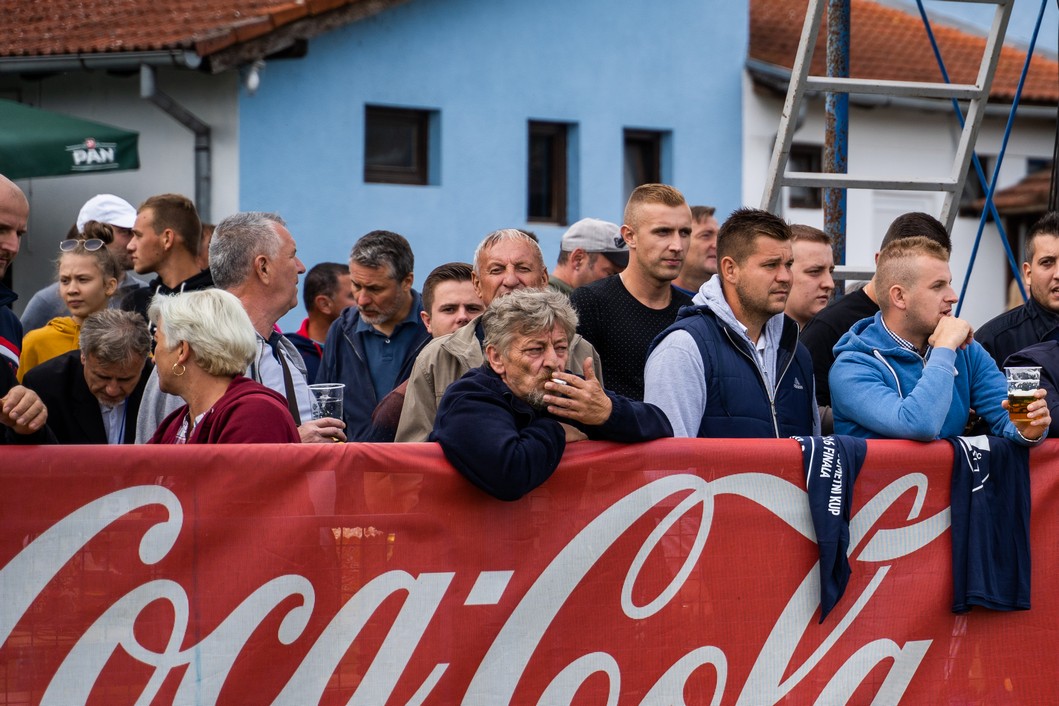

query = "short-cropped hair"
(210, 212), (285, 290)
(473, 229), (545, 274)
(1026, 211), (1059, 262)
(422, 262), (474, 313)
(690, 205), (716, 222)
(716, 207), (791, 265)
(482, 287), (578, 358)
(303, 262), (349, 312)
(880, 211), (951, 253)
(350, 230), (414, 282)
(790, 223), (832, 246)
(624, 184), (687, 228)
(875, 236), (950, 310)
(79, 310), (151, 365)
(148, 289), (257, 377)
(139, 194), (201, 256)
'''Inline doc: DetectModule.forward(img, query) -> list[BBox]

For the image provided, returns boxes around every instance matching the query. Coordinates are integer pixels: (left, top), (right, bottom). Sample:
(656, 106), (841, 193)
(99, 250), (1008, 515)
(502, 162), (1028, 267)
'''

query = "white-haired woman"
(147, 289), (299, 444)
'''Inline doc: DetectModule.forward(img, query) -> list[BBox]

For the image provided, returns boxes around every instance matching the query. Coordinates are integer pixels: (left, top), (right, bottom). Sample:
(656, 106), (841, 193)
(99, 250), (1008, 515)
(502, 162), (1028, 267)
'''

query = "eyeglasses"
(60, 238), (106, 252)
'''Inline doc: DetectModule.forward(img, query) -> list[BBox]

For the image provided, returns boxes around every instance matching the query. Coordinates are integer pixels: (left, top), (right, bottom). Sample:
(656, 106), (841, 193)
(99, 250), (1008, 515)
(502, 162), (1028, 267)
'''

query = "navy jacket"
(285, 332), (323, 383)
(656, 304), (816, 438)
(0, 282), (22, 378)
(430, 365), (672, 501)
(1005, 341), (1059, 438)
(796, 434), (867, 621)
(976, 297), (1059, 370)
(316, 291), (429, 441)
(948, 436), (1031, 613)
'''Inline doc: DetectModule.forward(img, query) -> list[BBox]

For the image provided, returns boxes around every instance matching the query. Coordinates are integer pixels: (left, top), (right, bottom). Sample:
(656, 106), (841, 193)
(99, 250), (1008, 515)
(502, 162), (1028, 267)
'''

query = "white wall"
(2, 68), (239, 313)
(743, 77), (1056, 328)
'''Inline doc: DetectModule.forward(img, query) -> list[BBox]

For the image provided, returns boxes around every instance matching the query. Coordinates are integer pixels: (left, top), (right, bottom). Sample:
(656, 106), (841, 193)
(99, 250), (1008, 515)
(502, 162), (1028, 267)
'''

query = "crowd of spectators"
(2, 171), (1055, 500)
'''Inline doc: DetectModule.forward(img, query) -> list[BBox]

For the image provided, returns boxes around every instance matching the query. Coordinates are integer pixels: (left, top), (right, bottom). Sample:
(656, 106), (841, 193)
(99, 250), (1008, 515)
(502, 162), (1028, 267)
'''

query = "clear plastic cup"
(308, 383), (344, 420)
(1004, 367), (1040, 423)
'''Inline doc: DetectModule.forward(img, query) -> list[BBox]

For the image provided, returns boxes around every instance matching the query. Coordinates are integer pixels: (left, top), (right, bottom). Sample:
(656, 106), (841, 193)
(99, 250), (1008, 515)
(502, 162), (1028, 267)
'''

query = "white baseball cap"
(76, 194), (137, 234)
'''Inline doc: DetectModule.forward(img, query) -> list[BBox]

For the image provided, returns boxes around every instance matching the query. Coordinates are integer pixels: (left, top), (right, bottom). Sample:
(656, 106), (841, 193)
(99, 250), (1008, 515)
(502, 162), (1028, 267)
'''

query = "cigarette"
(551, 378), (568, 386)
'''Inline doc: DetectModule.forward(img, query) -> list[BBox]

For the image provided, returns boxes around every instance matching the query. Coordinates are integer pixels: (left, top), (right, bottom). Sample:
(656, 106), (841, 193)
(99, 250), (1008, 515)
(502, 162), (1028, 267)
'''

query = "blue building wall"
(237, 0), (747, 331)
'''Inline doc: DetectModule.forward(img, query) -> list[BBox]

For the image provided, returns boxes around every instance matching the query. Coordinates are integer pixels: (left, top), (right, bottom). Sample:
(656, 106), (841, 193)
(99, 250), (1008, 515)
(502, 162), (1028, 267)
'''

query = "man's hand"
(1, 386), (48, 435)
(298, 417), (347, 443)
(559, 422), (588, 443)
(542, 357), (613, 426)
(1004, 388), (1050, 441)
(928, 316), (974, 351)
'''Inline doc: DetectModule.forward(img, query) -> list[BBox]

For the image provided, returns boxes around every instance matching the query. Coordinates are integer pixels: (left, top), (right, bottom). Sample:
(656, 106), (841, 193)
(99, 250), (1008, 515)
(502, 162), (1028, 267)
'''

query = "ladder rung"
(782, 172), (960, 191)
(834, 266), (875, 280)
(805, 76), (983, 100)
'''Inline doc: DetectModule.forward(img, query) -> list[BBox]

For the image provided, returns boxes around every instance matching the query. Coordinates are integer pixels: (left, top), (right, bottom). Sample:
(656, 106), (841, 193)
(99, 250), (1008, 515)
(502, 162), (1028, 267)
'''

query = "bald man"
(0, 173), (50, 441)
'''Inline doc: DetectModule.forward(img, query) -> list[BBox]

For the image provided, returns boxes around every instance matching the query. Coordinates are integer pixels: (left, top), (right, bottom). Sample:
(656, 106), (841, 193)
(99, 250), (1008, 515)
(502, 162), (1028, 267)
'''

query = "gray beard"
(524, 387), (549, 411)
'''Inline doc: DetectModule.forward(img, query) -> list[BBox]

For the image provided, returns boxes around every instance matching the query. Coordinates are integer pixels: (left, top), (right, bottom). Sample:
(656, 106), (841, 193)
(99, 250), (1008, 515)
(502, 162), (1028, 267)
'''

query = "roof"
(973, 166), (1055, 215)
(0, 0), (408, 73)
(750, 0), (1059, 104)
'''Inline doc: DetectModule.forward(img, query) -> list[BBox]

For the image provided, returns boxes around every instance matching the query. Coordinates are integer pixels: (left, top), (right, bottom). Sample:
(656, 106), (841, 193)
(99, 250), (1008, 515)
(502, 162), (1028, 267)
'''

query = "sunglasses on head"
(59, 238), (106, 252)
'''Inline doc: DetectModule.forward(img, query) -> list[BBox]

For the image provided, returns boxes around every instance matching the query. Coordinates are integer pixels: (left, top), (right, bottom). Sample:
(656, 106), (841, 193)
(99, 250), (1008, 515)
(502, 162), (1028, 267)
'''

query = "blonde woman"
(147, 289), (299, 444)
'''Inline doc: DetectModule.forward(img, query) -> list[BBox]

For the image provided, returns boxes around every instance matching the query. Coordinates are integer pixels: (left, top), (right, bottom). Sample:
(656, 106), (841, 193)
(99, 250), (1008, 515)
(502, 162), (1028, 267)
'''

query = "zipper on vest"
(723, 327), (783, 437)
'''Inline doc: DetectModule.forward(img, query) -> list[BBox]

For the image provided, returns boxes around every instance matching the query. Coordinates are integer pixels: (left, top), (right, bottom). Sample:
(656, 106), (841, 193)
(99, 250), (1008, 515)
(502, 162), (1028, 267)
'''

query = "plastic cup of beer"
(308, 383), (344, 421)
(1004, 367), (1040, 423)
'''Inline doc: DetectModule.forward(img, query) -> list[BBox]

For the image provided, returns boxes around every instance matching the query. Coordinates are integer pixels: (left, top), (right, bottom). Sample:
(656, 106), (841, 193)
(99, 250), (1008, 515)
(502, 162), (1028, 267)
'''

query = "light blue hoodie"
(830, 312), (1038, 443)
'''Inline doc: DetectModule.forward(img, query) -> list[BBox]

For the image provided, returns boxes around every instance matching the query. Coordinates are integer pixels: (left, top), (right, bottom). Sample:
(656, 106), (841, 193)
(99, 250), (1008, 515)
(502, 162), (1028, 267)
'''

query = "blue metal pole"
(825, 0), (850, 270)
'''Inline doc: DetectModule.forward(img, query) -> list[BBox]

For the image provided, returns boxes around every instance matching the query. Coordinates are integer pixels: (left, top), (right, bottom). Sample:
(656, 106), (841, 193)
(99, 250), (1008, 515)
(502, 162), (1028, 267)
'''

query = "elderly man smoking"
(430, 288), (671, 500)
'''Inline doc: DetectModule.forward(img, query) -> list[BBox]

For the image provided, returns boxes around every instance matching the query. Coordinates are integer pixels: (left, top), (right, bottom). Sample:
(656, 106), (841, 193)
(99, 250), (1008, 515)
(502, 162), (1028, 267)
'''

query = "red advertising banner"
(0, 438), (1055, 704)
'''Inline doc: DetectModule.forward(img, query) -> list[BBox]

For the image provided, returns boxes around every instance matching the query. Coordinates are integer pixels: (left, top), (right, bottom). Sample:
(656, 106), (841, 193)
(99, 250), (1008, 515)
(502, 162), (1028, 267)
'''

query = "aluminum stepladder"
(760, 0), (1014, 234)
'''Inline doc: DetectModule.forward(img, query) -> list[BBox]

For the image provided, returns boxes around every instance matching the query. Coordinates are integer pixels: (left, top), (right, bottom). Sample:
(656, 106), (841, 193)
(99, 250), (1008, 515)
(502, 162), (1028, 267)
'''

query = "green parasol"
(0, 99), (139, 179)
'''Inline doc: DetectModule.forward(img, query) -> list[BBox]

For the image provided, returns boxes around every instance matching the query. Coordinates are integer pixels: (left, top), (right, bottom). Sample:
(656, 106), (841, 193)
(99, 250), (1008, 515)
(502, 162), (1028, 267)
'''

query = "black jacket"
(121, 268), (215, 320)
(1005, 341), (1059, 438)
(22, 350), (152, 444)
(1, 356), (54, 444)
(977, 297), (1059, 370)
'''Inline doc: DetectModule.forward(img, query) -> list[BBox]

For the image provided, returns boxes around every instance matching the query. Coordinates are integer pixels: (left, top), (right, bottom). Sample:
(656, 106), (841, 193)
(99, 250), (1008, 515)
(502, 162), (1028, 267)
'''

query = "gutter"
(0, 50), (202, 74)
(747, 57), (1058, 119)
(140, 65), (212, 222)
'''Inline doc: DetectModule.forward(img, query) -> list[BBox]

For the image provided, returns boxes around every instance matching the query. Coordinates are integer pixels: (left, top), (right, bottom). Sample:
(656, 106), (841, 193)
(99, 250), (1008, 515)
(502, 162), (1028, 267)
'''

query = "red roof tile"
(0, 0), (379, 59)
(751, 0), (1059, 104)
(974, 166), (1054, 214)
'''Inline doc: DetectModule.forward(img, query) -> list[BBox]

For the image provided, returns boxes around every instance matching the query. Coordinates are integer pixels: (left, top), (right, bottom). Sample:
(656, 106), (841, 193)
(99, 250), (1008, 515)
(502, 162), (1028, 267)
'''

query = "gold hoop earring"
(172, 362), (186, 377)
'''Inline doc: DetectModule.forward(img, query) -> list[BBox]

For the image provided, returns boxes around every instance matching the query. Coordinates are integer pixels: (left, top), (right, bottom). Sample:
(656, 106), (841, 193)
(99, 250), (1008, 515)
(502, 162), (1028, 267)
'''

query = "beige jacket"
(395, 317), (602, 442)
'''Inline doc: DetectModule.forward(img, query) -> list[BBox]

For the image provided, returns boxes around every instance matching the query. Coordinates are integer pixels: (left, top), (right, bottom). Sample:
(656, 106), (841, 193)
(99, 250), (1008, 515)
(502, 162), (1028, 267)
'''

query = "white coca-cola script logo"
(0, 473), (949, 704)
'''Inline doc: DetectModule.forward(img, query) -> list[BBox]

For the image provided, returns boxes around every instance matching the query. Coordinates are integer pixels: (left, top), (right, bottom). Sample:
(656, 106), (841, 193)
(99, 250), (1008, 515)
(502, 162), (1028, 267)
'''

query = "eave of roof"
(973, 167), (1055, 214)
(749, 0), (1059, 106)
(0, 0), (409, 74)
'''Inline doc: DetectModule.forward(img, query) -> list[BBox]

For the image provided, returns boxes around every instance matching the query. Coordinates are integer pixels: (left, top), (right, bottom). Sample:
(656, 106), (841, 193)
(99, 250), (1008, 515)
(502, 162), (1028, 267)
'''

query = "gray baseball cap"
(560, 218), (628, 267)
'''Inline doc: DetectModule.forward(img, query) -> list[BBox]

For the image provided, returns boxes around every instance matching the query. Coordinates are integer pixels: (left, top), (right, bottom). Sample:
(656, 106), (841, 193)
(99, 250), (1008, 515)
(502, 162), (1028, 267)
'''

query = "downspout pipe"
(139, 65), (212, 222)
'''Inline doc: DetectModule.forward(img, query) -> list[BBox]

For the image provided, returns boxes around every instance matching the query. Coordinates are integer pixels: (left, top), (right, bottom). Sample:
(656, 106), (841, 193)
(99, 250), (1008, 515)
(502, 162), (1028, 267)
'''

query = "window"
(1027, 157), (1051, 175)
(527, 121), (569, 224)
(624, 129), (664, 201)
(788, 144), (823, 209)
(364, 106), (432, 185)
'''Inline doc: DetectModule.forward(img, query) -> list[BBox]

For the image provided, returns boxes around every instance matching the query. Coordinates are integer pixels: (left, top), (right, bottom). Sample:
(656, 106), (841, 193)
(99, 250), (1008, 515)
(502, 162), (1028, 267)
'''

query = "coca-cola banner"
(1, 439), (1056, 704)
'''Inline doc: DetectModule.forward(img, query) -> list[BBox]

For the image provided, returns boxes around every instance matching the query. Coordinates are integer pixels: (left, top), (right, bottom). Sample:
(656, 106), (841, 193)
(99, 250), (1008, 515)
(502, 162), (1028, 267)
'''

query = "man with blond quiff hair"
(831, 236), (1049, 442)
